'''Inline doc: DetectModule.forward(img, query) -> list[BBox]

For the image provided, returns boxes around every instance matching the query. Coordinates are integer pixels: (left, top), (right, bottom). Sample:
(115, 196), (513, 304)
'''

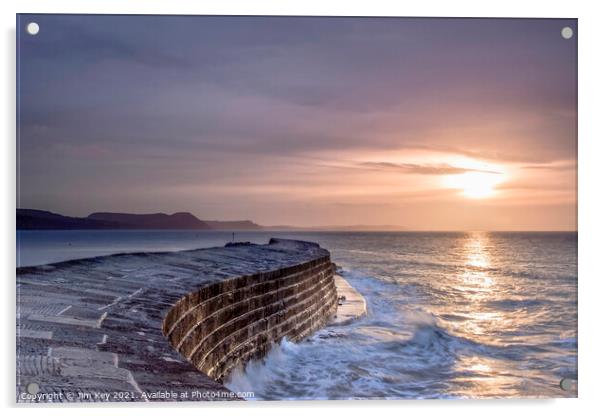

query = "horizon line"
(16, 207), (577, 233)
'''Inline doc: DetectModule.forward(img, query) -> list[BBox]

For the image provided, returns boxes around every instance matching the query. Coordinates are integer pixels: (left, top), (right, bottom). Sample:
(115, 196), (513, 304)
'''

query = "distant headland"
(16, 209), (261, 231)
(16, 208), (407, 231)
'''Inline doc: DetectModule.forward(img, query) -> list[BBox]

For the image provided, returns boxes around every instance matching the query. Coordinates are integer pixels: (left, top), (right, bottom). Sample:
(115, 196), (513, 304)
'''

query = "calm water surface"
(17, 230), (577, 399)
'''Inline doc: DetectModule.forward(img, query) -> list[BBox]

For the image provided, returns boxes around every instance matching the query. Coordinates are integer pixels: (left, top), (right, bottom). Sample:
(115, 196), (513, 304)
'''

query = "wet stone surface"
(16, 238), (334, 402)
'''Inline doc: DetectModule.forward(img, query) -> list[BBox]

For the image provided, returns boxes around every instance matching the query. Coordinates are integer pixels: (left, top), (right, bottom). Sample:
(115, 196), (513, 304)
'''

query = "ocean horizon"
(16, 229), (575, 267)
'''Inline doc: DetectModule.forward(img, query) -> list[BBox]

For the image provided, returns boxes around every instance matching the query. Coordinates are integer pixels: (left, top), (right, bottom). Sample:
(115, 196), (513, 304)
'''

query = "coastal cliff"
(16, 239), (337, 402)
(16, 209), (262, 230)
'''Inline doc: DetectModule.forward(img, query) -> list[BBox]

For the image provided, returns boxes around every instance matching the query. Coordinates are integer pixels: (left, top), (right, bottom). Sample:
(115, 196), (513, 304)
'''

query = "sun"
(444, 171), (505, 199)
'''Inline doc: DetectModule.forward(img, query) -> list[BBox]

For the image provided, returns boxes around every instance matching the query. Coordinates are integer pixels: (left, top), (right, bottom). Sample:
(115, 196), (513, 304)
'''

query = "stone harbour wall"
(163, 251), (337, 381)
(16, 238), (337, 402)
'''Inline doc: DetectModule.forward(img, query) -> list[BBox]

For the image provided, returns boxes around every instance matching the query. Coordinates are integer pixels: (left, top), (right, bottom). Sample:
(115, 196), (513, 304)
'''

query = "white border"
(3, 1), (601, 415)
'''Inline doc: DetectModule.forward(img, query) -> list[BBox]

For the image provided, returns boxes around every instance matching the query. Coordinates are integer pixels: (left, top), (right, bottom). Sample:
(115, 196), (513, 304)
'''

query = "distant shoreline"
(16, 208), (407, 232)
(17, 208), (576, 233)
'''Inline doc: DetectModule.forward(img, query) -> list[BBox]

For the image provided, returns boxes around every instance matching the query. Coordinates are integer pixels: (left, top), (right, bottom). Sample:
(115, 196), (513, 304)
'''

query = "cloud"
(17, 15), (576, 230)
(19, 15), (577, 166)
(358, 162), (501, 175)
(521, 162), (577, 171)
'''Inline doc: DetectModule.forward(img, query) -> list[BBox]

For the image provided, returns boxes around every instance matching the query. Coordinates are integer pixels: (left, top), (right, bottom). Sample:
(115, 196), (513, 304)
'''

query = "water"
(16, 230), (577, 399)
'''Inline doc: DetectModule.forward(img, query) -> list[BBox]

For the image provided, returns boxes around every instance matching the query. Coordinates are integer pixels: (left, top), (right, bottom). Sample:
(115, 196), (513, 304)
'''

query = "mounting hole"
(559, 378), (576, 391)
(26, 22), (40, 36)
(561, 26), (573, 40)
(26, 382), (40, 395)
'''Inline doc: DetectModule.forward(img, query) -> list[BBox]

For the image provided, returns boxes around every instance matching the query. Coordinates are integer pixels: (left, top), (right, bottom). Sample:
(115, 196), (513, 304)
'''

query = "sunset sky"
(17, 15), (577, 230)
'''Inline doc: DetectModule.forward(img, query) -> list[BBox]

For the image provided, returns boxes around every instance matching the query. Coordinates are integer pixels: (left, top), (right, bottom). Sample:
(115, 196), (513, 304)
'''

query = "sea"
(16, 230), (578, 399)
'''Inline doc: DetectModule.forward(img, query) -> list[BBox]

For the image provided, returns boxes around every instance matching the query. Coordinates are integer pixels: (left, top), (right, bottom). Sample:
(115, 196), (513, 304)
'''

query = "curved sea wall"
(16, 238), (337, 402)
(163, 245), (337, 381)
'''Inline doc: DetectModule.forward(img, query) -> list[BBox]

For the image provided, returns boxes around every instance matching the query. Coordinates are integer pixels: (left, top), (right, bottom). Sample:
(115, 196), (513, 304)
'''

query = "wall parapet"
(163, 247), (337, 380)
(16, 238), (337, 402)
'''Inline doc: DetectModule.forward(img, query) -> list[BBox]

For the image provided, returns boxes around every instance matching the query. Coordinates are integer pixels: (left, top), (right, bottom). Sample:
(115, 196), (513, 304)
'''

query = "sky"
(17, 15), (577, 230)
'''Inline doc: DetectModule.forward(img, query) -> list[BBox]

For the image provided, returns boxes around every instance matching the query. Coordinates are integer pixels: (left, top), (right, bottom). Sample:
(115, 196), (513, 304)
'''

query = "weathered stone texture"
(16, 238), (337, 402)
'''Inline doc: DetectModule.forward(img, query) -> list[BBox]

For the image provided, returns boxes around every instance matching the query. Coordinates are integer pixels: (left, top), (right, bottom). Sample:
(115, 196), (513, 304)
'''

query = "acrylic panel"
(16, 14), (577, 402)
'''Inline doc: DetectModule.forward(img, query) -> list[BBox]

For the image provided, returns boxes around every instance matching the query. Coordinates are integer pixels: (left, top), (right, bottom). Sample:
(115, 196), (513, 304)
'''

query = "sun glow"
(444, 171), (505, 199)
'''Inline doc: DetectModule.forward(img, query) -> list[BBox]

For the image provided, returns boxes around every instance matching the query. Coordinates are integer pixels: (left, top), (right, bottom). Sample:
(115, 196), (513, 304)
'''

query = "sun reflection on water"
(445, 232), (514, 395)
(429, 231), (562, 397)
(458, 232), (497, 297)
